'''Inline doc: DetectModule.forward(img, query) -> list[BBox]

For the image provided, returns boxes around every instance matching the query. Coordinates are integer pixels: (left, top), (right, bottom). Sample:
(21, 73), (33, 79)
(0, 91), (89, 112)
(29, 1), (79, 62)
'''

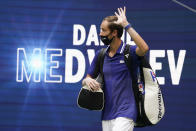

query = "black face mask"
(100, 34), (114, 45)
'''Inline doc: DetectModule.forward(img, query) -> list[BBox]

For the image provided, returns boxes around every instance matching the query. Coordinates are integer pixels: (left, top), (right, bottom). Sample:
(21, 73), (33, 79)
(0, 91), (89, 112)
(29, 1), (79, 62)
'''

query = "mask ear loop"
(108, 30), (115, 42)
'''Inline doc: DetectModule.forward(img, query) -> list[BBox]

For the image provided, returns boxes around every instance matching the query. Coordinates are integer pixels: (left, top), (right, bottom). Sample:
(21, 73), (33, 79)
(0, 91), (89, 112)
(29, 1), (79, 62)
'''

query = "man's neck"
(109, 37), (122, 54)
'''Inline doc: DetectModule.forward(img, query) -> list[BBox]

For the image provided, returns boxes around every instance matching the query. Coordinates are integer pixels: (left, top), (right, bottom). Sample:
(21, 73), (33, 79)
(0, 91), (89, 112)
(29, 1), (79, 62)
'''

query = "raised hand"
(114, 6), (129, 27)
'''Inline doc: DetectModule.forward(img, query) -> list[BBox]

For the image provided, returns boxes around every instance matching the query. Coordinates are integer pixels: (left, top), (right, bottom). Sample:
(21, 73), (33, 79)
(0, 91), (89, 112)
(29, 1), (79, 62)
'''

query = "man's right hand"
(82, 77), (101, 91)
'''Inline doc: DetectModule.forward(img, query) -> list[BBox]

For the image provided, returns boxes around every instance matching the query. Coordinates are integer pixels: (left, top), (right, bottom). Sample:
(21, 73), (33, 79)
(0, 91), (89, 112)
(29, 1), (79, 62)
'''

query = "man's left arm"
(126, 27), (149, 56)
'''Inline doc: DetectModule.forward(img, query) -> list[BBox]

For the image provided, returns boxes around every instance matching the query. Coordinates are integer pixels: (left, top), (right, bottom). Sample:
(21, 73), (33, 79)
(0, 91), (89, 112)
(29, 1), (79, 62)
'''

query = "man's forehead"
(100, 20), (109, 29)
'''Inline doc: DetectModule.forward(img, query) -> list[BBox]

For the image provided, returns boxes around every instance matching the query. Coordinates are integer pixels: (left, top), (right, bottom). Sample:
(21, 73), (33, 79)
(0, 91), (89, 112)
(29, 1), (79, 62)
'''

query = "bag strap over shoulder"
(123, 44), (132, 73)
(93, 48), (107, 79)
(123, 44), (142, 124)
(99, 48), (107, 76)
(92, 48), (107, 88)
(123, 44), (139, 85)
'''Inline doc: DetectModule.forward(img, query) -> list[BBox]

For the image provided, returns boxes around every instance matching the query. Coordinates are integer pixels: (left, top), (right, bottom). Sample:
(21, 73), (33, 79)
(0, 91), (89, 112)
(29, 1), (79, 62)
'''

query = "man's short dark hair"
(103, 16), (123, 38)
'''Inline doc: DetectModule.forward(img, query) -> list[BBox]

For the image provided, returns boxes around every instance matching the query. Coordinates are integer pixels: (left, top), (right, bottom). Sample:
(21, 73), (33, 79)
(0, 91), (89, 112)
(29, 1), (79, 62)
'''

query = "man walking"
(82, 7), (149, 131)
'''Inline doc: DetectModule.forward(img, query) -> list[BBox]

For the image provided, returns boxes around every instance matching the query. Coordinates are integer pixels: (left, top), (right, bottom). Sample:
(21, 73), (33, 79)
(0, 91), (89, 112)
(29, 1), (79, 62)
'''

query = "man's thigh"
(102, 119), (114, 131)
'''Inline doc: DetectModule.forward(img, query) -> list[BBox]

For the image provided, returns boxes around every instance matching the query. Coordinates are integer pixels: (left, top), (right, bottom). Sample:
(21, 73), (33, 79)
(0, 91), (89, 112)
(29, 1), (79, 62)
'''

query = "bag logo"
(150, 71), (156, 82)
(138, 83), (145, 95)
(158, 89), (163, 120)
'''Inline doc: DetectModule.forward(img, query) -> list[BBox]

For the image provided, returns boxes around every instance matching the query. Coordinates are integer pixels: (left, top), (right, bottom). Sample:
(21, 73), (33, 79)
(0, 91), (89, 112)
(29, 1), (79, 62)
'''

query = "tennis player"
(82, 7), (149, 131)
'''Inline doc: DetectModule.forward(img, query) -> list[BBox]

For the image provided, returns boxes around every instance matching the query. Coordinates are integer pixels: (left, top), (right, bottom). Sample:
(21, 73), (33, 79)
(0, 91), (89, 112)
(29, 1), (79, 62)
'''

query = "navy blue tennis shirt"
(88, 41), (140, 122)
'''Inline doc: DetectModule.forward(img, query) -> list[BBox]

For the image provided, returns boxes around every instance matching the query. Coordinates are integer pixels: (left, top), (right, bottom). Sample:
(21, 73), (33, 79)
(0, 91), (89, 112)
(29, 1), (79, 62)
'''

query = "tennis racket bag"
(123, 44), (165, 127)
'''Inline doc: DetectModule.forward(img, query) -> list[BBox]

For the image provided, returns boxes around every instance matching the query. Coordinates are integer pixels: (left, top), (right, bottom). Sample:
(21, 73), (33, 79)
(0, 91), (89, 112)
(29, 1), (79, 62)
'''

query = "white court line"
(172, 0), (196, 13)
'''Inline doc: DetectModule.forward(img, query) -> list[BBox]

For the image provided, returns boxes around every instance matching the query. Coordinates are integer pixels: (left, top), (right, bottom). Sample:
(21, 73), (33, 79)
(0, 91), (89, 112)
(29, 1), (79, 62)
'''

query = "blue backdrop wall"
(0, 0), (196, 131)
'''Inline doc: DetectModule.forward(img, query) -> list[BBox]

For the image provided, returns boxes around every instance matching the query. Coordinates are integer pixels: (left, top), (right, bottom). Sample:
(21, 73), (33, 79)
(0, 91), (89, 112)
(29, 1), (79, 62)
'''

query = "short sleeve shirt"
(87, 41), (139, 122)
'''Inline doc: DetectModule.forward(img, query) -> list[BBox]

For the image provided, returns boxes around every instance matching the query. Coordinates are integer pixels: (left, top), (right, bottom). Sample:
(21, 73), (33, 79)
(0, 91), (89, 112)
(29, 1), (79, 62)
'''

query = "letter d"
(73, 24), (86, 45)
(65, 49), (85, 83)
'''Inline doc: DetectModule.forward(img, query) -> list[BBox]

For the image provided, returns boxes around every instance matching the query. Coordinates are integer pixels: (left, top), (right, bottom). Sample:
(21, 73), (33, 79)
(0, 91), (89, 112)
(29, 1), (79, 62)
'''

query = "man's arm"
(126, 27), (149, 56)
(115, 7), (149, 56)
(82, 49), (102, 91)
(82, 75), (101, 91)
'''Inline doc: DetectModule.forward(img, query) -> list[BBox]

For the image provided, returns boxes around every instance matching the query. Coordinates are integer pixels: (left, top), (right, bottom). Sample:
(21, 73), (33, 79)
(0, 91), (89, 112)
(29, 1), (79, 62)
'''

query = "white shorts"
(102, 117), (134, 131)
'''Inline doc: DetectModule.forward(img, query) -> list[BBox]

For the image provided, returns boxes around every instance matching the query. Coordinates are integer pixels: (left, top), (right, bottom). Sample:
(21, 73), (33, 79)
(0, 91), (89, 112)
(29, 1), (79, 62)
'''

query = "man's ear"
(112, 29), (118, 37)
